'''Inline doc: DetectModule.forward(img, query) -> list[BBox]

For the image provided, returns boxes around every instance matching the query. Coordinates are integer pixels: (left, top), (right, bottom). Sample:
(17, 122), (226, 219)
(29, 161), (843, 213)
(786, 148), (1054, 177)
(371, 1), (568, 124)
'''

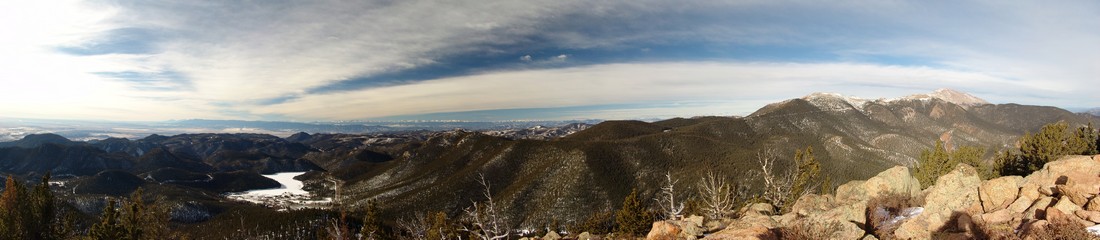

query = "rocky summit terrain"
(643, 155), (1100, 240)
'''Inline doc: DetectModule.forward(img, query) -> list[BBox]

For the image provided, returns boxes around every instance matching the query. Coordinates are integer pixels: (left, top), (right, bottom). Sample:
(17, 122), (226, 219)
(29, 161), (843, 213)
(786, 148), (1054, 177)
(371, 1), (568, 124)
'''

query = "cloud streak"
(256, 62), (1032, 120)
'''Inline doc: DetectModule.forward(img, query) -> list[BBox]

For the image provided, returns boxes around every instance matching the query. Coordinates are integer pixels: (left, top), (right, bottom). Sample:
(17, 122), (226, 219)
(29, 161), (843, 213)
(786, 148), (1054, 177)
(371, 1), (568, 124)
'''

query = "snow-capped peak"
(802, 92), (870, 111)
(896, 88), (989, 106)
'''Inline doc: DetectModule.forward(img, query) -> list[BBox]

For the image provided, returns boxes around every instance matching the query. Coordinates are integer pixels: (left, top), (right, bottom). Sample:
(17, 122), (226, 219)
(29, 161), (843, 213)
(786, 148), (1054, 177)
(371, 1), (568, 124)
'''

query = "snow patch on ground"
(226, 172), (331, 209)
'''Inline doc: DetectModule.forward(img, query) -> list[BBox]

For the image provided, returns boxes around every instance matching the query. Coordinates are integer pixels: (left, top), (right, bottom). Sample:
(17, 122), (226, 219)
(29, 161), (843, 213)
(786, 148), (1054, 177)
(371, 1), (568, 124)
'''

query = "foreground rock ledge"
(643, 155), (1100, 240)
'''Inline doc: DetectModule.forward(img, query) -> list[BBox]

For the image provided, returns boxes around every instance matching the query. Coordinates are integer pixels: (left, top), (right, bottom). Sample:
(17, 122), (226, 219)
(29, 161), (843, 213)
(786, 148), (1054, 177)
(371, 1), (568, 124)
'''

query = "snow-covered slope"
(896, 88), (990, 106)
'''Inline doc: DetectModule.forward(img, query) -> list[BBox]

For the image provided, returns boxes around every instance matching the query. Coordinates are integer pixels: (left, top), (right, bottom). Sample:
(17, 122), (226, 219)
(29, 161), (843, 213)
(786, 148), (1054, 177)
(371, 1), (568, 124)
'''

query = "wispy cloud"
(255, 62), (1033, 120)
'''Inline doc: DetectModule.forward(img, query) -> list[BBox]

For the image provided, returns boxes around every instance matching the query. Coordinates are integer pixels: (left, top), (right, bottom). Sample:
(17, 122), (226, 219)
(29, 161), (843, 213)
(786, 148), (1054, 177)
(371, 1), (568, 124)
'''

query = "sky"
(1, 0), (1098, 121)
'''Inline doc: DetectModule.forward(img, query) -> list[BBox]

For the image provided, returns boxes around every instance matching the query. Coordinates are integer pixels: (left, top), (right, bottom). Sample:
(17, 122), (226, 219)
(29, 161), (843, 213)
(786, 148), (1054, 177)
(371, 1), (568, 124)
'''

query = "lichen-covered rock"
(1044, 207), (1089, 227)
(978, 176), (1022, 212)
(893, 164), (981, 239)
(836, 166), (921, 205)
(543, 231), (562, 240)
(789, 194), (834, 217)
(1023, 196), (1054, 220)
(1088, 197), (1100, 211)
(576, 232), (597, 240)
(1017, 182), (1041, 202)
(729, 214), (778, 229)
(1006, 195), (1035, 213)
(977, 208), (1012, 225)
(821, 201), (868, 226)
(830, 221), (865, 240)
(1074, 210), (1100, 224)
(1051, 196), (1083, 217)
(685, 215), (705, 229)
(740, 203), (775, 217)
(1022, 155), (1100, 197)
(1056, 184), (1092, 206)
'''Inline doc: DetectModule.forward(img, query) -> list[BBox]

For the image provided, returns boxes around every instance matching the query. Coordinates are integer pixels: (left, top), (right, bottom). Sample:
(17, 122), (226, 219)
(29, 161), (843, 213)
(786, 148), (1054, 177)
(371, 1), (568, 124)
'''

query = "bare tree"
(460, 173), (509, 240)
(398, 212), (429, 240)
(325, 211), (353, 240)
(656, 172), (685, 220)
(754, 149), (796, 209)
(697, 171), (734, 220)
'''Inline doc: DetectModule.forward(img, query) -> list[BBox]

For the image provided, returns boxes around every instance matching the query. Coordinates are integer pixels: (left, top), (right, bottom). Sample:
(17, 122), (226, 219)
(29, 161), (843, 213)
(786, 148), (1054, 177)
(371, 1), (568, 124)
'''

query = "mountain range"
(0, 88), (1095, 229)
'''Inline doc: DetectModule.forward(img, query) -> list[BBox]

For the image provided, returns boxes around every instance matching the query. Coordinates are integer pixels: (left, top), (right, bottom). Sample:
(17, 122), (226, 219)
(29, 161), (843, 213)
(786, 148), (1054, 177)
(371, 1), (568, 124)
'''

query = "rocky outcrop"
(653, 155), (1100, 240)
(894, 163), (982, 239)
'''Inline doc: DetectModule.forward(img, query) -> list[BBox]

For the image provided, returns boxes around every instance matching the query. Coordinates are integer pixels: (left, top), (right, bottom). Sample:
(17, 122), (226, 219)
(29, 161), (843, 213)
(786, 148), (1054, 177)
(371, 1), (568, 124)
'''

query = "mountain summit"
(799, 88), (990, 112)
(900, 88), (990, 106)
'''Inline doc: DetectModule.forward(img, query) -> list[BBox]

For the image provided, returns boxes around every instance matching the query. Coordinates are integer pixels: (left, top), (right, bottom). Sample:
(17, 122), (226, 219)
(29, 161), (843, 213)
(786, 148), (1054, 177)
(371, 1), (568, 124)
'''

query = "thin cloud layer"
(1, 0), (1097, 121)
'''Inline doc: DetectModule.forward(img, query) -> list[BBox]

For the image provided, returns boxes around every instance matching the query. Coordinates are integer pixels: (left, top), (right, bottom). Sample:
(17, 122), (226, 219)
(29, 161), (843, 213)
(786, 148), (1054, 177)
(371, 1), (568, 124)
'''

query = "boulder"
(835, 166), (921, 204)
(741, 203), (775, 217)
(576, 232), (597, 240)
(704, 220), (727, 233)
(977, 209), (1013, 225)
(1038, 185), (1056, 196)
(1052, 196), (1083, 216)
(978, 176), (1022, 212)
(646, 221), (682, 240)
(728, 214), (778, 229)
(893, 164), (981, 239)
(789, 194), (834, 217)
(1017, 183), (1041, 202)
(1022, 155), (1100, 197)
(1006, 195), (1035, 213)
(543, 231), (562, 240)
(835, 180), (868, 204)
(1056, 184), (1092, 206)
(771, 214), (797, 227)
(1045, 207), (1086, 226)
(1088, 197), (1100, 211)
(1023, 196), (1054, 220)
(1074, 210), (1100, 223)
(830, 221), (865, 240)
(1019, 219), (1049, 236)
(679, 221), (705, 239)
(685, 215), (705, 228)
(820, 201), (868, 226)
(703, 226), (776, 240)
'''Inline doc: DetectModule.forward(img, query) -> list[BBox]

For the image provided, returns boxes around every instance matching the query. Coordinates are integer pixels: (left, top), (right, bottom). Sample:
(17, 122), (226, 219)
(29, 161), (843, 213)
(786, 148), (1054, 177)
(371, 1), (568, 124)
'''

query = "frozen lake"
(226, 171), (330, 209)
(236, 172), (310, 197)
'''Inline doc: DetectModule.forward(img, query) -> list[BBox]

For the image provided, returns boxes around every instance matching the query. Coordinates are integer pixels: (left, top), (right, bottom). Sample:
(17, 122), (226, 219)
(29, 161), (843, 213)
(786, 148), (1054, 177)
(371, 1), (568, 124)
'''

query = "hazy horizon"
(3, 1), (1099, 122)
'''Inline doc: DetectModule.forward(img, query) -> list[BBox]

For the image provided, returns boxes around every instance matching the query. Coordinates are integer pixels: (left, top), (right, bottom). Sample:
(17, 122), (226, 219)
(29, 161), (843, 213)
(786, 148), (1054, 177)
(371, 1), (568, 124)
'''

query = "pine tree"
(1077, 122), (1099, 155)
(0, 175), (30, 239)
(914, 141), (955, 188)
(88, 199), (125, 240)
(614, 188), (653, 236)
(360, 200), (383, 240)
(1001, 122), (1097, 176)
(29, 173), (56, 240)
(123, 191), (144, 240)
(426, 211), (452, 240)
(785, 146), (821, 212)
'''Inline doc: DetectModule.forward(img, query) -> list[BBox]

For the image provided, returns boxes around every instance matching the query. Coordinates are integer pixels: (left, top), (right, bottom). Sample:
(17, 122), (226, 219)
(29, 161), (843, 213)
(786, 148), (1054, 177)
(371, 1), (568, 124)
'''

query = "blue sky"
(1, 1), (1098, 121)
